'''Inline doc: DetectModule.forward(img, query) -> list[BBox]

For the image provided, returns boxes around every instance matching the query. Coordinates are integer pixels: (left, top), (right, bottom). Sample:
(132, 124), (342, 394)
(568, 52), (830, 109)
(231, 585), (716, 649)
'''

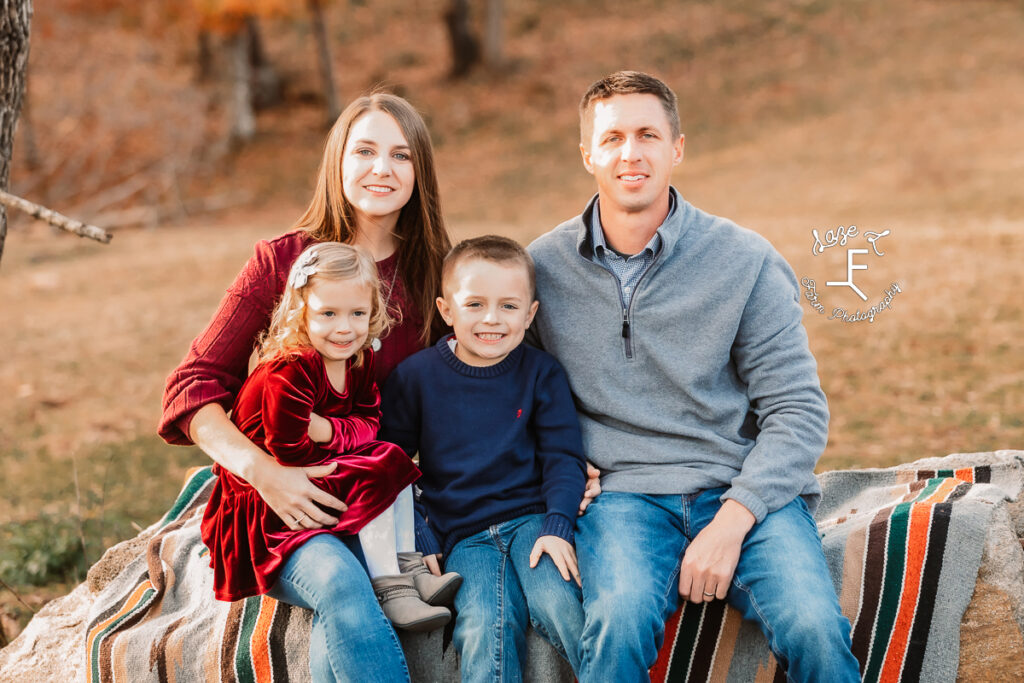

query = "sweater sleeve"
(721, 249), (829, 523)
(325, 352), (382, 453)
(378, 364), (421, 459)
(261, 358), (322, 466)
(159, 239), (283, 445)
(532, 359), (587, 543)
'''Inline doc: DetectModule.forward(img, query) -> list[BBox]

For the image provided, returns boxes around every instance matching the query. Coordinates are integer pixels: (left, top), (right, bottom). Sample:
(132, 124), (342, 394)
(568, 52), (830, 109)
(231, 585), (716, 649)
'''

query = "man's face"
(580, 94), (684, 216)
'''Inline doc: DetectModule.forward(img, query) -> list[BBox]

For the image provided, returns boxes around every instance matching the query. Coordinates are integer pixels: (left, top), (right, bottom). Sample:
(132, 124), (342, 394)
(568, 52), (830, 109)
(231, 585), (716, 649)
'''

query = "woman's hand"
(307, 412), (334, 443)
(190, 403), (348, 531)
(529, 536), (582, 587)
(250, 458), (349, 530)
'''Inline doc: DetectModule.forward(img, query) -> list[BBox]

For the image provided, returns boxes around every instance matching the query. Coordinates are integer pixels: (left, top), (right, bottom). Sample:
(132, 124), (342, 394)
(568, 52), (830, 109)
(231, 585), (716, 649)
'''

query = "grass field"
(2, 0), (1023, 639)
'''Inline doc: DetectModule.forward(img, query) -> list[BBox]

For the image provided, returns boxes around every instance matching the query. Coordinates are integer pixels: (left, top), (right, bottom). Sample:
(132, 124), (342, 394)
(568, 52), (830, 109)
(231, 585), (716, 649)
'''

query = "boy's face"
(436, 258), (539, 367)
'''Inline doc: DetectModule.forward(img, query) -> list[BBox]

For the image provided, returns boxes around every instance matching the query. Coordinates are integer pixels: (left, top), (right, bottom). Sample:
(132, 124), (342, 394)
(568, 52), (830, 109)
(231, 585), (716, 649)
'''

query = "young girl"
(200, 243), (460, 633)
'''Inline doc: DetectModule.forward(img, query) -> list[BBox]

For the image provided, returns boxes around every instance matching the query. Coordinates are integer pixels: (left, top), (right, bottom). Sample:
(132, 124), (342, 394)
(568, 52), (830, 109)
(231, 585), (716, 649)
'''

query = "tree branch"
(0, 190), (111, 244)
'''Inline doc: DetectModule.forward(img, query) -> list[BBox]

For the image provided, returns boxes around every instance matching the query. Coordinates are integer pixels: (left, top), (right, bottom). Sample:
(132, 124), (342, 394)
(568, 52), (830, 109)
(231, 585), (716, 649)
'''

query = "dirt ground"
(2, 0), (1023, 636)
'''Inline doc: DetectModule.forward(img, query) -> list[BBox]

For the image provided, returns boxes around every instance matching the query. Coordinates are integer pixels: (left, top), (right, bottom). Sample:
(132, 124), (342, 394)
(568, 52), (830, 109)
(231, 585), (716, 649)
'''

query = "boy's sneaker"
(398, 551), (463, 606)
(371, 574), (451, 632)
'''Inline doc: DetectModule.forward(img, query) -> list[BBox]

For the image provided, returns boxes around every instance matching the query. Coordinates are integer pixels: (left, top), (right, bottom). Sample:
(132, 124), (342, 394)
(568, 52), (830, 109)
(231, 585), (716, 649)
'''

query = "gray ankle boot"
(371, 573), (451, 632)
(398, 551), (463, 606)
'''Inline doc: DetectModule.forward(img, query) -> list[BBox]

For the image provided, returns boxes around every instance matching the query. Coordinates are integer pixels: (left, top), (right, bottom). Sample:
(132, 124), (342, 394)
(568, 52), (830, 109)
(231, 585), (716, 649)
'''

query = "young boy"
(380, 235), (587, 681)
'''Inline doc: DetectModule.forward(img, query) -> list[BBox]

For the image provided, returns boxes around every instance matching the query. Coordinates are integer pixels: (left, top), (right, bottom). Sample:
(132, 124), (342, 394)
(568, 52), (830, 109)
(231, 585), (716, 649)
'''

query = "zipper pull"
(621, 309), (631, 338)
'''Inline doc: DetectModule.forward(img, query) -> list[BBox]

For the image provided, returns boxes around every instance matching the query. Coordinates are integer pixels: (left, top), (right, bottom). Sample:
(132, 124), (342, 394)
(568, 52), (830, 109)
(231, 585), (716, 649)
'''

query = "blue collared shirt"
(589, 193), (675, 308)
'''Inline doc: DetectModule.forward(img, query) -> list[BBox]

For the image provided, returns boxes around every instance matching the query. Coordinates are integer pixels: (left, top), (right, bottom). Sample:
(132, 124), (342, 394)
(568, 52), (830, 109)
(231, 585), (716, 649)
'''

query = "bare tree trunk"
(246, 15), (282, 109)
(444, 0), (479, 79)
(196, 29), (214, 82)
(229, 26), (256, 146)
(307, 0), (340, 126)
(1, 0), (33, 269)
(484, 0), (503, 69)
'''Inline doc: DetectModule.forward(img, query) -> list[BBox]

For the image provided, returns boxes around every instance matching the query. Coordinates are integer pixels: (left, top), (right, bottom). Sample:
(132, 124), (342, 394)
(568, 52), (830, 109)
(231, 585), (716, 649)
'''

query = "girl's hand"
(529, 536), (582, 587)
(307, 412), (333, 443)
(578, 462), (601, 516)
(251, 458), (349, 531)
(423, 554), (443, 577)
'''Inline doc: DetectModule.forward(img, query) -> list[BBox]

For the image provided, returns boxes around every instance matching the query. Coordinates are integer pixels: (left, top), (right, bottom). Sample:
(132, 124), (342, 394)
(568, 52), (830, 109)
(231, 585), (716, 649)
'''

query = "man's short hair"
(442, 235), (536, 300)
(579, 70), (680, 143)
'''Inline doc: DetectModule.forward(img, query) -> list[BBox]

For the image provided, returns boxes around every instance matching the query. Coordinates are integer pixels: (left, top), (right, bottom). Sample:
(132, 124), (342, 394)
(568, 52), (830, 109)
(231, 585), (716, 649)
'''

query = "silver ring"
(702, 590), (716, 597)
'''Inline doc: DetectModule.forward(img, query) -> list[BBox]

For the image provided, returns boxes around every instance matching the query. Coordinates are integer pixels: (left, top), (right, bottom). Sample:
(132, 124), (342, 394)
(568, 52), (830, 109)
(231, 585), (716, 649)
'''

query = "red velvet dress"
(200, 347), (420, 601)
(159, 229), (431, 446)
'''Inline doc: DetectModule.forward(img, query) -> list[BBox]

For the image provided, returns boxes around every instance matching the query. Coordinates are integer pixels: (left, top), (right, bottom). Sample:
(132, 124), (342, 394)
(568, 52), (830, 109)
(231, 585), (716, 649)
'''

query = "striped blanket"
(86, 453), (1023, 682)
(650, 454), (1024, 683)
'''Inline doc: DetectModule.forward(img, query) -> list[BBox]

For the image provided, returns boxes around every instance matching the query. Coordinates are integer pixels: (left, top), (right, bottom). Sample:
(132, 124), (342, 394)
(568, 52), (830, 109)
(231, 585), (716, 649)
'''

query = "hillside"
(1, 0), (1022, 638)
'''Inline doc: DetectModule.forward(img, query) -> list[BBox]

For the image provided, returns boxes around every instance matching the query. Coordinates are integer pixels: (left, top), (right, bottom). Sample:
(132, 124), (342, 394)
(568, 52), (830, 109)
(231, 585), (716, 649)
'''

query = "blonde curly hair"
(258, 243), (393, 369)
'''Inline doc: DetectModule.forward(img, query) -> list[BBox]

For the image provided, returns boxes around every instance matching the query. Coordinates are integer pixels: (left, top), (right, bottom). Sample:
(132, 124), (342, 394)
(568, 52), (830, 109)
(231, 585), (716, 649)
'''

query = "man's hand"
(250, 458), (349, 531)
(307, 412), (333, 443)
(678, 500), (755, 603)
(578, 462), (601, 516)
(529, 536), (582, 587)
(423, 554), (443, 577)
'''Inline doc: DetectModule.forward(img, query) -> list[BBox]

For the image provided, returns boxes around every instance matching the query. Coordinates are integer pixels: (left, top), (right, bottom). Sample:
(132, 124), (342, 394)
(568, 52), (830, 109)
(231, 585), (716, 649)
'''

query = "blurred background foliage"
(1, 0), (1022, 642)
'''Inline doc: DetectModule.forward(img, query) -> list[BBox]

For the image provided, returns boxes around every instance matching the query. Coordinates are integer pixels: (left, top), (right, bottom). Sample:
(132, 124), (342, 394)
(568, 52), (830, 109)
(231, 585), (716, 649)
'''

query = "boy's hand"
(529, 536), (581, 587)
(423, 553), (443, 577)
(578, 462), (601, 515)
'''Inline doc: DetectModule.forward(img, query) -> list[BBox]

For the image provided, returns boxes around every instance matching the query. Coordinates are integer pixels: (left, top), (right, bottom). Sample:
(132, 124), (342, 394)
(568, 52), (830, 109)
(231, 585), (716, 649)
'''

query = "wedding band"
(703, 591), (716, 597)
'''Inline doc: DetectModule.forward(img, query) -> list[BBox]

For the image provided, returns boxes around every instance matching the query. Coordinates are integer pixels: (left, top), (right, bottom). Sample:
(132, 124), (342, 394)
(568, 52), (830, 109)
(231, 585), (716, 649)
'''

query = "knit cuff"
(414, 512), (442, 557)
(539, 512), (575, 545)
(720, 486), (768, 524)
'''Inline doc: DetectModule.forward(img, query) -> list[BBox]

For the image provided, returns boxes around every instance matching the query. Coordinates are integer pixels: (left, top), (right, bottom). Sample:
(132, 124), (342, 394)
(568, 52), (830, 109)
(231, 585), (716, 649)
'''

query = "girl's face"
(304, 277), (374, 366)
(341, 110), (416, 230)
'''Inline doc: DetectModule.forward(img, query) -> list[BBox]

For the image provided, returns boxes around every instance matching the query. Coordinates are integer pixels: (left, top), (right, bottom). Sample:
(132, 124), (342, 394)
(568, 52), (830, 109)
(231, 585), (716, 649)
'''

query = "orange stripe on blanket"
(879, 502), (932, 679)
(251, 595), (278, 683)
(954, 467), (975, 483)
(86, 581), (154, 661)
(924, 477), (959, 503)
(879, 476), (959, 678)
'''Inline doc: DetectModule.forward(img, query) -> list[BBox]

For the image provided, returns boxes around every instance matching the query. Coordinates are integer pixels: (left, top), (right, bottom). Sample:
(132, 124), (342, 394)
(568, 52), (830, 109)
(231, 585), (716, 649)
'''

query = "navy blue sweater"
(380, 337), (586, 556)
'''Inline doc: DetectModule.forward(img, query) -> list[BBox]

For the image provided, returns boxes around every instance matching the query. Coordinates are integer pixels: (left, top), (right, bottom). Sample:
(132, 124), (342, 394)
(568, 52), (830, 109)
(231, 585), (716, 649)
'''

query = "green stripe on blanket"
(85, 456), (1022, 683)
(651, 460), (1023, 683)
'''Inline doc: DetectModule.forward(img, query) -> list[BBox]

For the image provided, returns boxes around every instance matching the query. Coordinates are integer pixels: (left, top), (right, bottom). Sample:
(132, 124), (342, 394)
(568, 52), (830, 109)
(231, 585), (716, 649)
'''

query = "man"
(526, 71), (860, 682)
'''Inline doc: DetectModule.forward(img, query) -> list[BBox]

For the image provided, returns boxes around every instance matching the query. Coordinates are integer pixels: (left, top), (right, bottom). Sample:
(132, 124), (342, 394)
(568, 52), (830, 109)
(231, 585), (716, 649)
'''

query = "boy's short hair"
(579, 70), (680, 143)
(442, 235), (536, 300)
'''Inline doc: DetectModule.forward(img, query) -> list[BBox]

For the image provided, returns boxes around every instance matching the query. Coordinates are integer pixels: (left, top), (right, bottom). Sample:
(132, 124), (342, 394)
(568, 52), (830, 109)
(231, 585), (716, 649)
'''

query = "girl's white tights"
(358, 485), (416, 579)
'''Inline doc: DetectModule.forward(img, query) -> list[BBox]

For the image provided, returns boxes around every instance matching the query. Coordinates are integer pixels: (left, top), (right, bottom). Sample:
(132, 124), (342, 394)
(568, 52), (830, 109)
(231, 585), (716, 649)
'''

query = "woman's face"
(341, 110), (416, 230)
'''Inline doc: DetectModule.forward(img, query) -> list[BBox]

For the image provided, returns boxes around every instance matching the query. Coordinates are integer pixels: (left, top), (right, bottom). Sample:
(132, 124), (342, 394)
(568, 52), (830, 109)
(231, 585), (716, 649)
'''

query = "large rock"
(2, 451), (1022, 682)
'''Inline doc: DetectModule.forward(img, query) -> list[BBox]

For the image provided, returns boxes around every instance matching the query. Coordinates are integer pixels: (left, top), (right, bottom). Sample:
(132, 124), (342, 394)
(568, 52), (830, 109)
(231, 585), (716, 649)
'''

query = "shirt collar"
(590, 191), (676, 259)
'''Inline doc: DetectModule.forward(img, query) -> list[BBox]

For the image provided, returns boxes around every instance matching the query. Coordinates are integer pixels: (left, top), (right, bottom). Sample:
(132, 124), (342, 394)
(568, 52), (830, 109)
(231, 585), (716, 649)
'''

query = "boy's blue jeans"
(266, 534), (411, 683)
(444, 513), (585, 682)
(575, 489), (861, 683)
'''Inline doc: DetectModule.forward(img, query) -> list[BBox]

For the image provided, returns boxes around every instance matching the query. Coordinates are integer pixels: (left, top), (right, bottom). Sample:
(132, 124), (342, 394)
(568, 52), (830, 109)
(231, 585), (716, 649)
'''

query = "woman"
(159, 92), (452, 682)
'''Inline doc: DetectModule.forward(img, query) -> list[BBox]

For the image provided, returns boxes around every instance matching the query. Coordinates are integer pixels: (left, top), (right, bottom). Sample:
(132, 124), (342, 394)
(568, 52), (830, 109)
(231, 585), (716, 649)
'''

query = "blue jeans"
(575, 490), (860, 683)
(266, 534), (410, 683)
(444, 514), (585, 682)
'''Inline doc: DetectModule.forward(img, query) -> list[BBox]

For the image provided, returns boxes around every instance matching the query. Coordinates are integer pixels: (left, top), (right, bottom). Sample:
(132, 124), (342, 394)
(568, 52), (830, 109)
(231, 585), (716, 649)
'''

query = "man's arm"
(722, 248), (829, 521)
(680, 248), (828, 601)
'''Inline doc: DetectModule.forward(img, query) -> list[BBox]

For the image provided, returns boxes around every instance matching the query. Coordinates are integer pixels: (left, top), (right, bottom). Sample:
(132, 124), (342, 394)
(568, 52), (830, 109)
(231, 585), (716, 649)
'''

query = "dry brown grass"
(1, 0), (1023, 627)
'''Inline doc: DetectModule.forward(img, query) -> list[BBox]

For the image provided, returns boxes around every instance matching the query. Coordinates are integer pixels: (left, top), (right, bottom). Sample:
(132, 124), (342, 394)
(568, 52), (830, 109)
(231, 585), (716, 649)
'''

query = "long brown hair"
(293, 92), (451, 344)
(258, 243), (392, 369)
